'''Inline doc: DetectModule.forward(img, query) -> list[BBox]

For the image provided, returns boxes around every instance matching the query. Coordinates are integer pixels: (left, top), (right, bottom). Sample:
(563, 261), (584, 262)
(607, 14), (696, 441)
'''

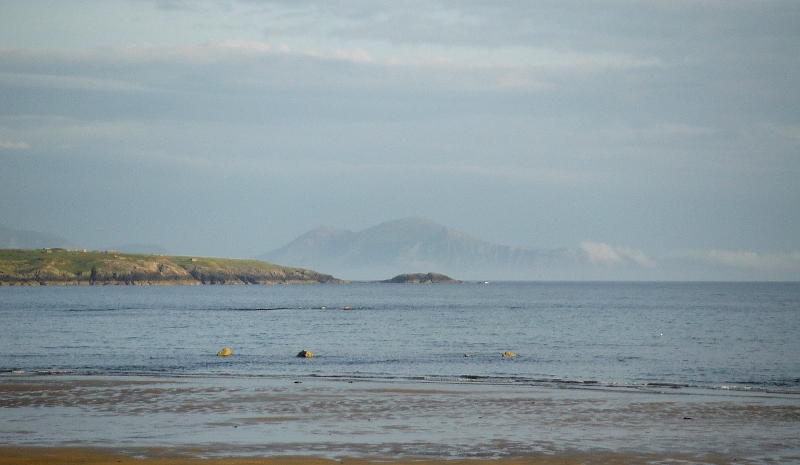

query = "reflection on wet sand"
(1, 376), (798, 464)
(0, 448), (738, 465)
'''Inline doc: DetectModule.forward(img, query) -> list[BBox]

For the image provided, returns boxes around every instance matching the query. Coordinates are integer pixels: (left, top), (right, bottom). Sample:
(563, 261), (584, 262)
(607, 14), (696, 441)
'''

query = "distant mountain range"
(258, 216), (651, 280)
(6, 220), (794, 282)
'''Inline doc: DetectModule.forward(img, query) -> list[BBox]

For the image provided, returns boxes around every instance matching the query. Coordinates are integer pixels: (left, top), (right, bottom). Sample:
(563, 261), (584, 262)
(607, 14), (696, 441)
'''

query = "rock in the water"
(217, 347), (232, 357)
(502, 351), (517, 357)
(297, 349), (315, 358)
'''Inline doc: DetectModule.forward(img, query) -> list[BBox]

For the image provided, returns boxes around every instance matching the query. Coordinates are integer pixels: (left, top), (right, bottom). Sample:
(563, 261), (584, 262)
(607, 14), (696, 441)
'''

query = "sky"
(0, 0), (798, 278)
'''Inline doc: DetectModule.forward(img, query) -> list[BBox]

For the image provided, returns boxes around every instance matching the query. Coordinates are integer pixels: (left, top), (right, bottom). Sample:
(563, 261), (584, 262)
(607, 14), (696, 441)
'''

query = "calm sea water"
(2, 282), (799, 394)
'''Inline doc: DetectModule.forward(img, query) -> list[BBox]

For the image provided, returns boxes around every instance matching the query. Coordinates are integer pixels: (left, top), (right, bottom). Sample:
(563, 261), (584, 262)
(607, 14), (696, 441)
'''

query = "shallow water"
(2, 282), (799, 392)
(1, 282), (799, 462)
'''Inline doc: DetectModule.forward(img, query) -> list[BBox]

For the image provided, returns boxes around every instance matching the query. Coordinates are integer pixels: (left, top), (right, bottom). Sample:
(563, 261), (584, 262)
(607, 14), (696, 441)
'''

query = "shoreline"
(1, 376), (798, 464)
(0, 447), (742, 465)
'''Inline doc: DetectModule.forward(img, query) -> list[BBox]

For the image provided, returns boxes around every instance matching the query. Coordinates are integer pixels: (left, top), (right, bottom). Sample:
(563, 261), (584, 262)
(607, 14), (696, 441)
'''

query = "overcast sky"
(1, 1), (798, 277)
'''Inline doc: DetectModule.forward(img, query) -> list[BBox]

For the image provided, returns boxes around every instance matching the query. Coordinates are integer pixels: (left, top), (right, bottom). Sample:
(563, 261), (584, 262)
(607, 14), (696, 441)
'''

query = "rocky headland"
(0, 249), (342, 285)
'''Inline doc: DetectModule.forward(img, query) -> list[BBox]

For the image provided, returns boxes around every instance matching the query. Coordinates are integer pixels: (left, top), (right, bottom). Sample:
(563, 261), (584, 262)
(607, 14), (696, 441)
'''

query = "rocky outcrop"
(217, 348), (232, 357)
(297, 350), (315, 358)
(379, 272), (461, 283)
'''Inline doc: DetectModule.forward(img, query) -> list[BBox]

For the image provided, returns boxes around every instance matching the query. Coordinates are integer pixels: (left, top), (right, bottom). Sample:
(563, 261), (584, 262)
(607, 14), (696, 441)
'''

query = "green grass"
(0, 249), (340, 285)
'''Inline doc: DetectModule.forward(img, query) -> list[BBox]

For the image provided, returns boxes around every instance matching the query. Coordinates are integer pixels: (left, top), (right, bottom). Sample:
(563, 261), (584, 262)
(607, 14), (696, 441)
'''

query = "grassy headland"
(0, 249), (342, 285)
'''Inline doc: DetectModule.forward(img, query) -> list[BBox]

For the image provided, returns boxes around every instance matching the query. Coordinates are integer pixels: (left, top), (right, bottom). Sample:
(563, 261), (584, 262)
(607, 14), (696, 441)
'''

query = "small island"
(0, 249), (342, 286)
(378, 272), (462, 284)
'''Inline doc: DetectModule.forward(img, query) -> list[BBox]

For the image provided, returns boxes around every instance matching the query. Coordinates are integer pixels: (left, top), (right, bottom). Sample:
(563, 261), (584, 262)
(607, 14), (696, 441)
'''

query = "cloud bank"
(0, 1), (797, 279)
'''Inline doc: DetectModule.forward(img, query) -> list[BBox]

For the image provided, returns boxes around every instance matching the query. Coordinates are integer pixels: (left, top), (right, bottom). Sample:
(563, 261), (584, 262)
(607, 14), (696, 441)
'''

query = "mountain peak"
(305, 225), (353, 237)
(258, 217), (535, 280)
(360, 216), (447, 238)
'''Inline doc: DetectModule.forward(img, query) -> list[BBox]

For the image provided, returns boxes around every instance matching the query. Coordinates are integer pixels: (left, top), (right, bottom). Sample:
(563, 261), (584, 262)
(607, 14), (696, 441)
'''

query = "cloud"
(573, 244), (800, 280)
(579, 241), (655, 267)
(759, 122), (800, 142)
(0, 41), (657, 100)
(304, 47), (374, 63)
(580, 241), (621, 263)
(669, 249), (800, 271)
(579, 242), (800, 273)
(0, 71), (149, 92)
(113, 40), (281, 64)
(0, 140), (29, 149)
(1, 1), (797, 263)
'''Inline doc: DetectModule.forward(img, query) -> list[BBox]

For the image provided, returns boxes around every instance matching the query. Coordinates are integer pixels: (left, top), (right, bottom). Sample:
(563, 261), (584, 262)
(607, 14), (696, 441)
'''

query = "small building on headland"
(44, 248), (70, 253)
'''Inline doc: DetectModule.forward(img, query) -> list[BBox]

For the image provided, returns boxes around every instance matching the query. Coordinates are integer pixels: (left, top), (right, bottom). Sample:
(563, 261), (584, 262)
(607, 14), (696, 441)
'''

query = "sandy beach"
(2, 375), (798, 465)
(0, 448), (742, 465)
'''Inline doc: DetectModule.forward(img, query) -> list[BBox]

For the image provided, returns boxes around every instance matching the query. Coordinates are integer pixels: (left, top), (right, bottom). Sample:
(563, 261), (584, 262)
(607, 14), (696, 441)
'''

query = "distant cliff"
(0, 249), (342, 285)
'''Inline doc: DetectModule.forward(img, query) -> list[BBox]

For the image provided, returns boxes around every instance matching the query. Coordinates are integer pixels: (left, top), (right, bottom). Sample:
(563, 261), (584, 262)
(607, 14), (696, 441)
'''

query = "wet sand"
(1, 376), (798, 464)
(0, 448), (739, 465)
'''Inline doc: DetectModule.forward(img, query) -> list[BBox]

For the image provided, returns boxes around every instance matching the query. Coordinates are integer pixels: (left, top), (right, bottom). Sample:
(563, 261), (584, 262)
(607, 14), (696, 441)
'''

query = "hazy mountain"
(259, 216), (651, 281)
(0, 225), (75, 250)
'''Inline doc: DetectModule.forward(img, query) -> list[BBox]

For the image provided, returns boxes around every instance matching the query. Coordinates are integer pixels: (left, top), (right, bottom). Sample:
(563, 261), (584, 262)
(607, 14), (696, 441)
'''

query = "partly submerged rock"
(217, 347), (232, 357)
(502, 351), (517, 357)
(297, 349), (315, 358)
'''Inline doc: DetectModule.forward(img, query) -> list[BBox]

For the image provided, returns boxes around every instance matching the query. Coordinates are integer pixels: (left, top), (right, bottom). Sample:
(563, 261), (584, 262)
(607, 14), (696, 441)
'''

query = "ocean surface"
(2, 282), (799, 392)
(1, 282), (799, 462)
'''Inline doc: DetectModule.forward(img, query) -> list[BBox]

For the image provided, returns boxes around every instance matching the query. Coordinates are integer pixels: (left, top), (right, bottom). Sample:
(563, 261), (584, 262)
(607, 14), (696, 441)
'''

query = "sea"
(1, 282), (799, 462)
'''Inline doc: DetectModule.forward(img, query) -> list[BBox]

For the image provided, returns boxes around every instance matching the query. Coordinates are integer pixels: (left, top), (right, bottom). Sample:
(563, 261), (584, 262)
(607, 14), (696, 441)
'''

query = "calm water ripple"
(2, 282), (799, 393)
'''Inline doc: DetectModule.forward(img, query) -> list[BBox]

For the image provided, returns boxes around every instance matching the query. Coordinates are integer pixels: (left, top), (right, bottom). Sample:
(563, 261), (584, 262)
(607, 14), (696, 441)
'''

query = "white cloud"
(758, 122), (800, 142)
(579, 241), (655, 267)
(303, 47), (374, 63)
(580, 241), (621, 263)
(0, 71), (149, 92)
(1, 1), (797, 264)
(575, 244), (800, 279)
(670, 249), (800, 271)
(604, 123), (719, 141)
(102, 40), (285, 64)
(0, 140), (29, 149)
(4, 116), (148, 143)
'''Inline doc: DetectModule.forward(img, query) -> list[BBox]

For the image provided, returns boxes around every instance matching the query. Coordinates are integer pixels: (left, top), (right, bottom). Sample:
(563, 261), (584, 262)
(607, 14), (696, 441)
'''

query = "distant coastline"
(0, 249), (342, 286)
